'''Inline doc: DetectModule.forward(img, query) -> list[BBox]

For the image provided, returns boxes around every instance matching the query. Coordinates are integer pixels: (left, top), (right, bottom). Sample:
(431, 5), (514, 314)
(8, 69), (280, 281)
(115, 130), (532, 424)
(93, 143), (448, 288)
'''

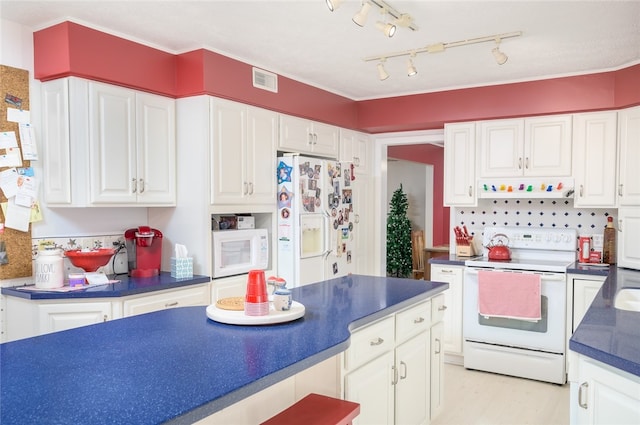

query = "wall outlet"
(113, 249), (128, 275)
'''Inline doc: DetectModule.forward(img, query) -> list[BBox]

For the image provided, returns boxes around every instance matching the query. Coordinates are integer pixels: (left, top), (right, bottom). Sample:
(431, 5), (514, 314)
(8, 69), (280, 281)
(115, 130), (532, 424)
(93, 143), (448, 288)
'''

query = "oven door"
(463, 267), (566, 353)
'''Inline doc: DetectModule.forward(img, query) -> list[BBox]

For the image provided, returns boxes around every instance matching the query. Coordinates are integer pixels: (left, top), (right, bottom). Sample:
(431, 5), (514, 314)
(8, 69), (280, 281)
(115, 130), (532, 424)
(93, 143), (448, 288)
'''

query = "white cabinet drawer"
(345, 316), (395, 371)
(431, 294), (447, 323)
(396, 300), (431, 344)
(123, 284), (210, 317)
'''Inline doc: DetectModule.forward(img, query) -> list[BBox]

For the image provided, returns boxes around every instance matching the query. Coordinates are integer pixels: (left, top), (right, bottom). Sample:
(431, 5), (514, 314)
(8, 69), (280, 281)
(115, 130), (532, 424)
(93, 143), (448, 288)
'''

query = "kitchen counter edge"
(1, 272), (211, 299)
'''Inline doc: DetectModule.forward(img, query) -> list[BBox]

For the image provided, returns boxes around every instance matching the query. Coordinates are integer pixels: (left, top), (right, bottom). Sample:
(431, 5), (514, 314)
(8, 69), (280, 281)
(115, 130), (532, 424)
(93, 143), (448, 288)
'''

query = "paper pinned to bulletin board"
(0, 65), (35, 279)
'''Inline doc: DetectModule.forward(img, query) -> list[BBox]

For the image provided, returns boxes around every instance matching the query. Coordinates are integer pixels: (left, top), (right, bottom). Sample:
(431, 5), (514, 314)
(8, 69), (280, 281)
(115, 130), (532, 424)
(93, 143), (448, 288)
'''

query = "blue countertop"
(570, 267), (640, 377)
(1, 272), (211, 299)
(0, 274), (448, 425)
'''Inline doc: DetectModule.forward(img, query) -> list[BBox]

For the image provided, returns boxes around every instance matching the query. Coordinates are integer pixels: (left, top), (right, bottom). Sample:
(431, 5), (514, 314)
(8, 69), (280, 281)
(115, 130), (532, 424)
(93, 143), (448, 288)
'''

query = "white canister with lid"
(35, 248), (64, 289)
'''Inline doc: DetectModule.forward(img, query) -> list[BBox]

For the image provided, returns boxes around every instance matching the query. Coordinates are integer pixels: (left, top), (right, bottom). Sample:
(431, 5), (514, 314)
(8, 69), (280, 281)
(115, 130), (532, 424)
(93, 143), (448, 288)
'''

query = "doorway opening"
(372, 130), (446, 276)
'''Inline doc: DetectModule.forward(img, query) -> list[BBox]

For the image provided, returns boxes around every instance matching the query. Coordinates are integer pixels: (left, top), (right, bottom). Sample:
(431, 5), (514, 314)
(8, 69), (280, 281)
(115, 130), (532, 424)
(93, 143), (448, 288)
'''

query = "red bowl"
(64, 248), (116, 272)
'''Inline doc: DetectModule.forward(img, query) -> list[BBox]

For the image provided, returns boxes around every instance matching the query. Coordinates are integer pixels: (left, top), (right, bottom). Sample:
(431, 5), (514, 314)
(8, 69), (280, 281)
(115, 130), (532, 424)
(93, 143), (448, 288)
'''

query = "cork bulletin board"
(0, 65), (32, 279)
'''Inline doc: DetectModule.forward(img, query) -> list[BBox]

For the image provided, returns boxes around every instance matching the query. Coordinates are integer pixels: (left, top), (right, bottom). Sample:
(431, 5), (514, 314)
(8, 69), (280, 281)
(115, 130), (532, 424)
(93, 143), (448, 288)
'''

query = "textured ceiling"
(2, 0), (640, 100)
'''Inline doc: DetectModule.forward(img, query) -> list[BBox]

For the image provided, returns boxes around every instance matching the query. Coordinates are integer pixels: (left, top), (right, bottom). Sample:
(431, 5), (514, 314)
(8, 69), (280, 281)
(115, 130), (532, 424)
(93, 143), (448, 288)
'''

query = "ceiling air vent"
(252, 67), (278, 93)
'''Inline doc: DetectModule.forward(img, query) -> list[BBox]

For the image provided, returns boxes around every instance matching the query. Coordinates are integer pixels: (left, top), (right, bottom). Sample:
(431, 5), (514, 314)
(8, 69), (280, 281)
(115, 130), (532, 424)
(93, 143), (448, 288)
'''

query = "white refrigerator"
(277, 154), (356, 287)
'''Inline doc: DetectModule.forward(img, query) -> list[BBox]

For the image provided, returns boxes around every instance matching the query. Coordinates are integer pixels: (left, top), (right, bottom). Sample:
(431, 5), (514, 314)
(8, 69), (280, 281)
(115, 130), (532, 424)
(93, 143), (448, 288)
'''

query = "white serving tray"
(206, 301), (305, 325)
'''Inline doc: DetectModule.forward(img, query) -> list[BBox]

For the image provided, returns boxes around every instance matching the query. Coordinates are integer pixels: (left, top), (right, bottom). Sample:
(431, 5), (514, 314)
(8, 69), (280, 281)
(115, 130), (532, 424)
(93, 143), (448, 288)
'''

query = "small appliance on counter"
(125, 226), (163, 277)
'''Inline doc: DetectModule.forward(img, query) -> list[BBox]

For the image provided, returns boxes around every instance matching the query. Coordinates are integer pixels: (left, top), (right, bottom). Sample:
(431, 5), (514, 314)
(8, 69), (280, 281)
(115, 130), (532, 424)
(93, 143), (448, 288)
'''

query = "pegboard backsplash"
(454, 198), (616, 241)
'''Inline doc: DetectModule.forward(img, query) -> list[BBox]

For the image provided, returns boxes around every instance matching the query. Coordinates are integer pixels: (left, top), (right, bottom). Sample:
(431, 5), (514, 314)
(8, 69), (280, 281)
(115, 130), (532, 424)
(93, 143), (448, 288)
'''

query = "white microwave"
(212, 228), (269, 278)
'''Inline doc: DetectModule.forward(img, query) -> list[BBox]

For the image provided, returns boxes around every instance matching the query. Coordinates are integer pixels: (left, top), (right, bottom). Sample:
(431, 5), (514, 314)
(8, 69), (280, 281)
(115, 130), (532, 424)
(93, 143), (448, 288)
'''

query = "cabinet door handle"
(248, 182), (254, 195)
(307, 133), (313, 146)
(355, 214), (360, 224)
(243, 182), (248, 195)
(468, 185), (473, 197)
(525, 157), (529, 169)
(354, 156), (360, 166)
(314, 133), (318, 145)
(619, 183), (623, 196)
(435, 338), (441, 354)
(132, 178), (137, 193)
(414, 317), (425, 324)
(518, 157), (523, 169)
(578, 382), (589, 409)
(400, 361), (407, 380)
(370, 337), (384, 346)
(138, 178), (144, 193)
(438, 305), (448, 311)
(579, 185), (584, 197)
(618, 219), (622, 232)
(165, 301), (179, 308)
(103, 314), (108, 322)
(391, 365), (398, 385)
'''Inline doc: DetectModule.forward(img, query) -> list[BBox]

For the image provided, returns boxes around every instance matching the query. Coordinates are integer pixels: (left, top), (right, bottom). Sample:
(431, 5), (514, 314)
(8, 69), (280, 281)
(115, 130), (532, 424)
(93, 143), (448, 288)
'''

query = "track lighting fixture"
(407, 55), (417, 76)
(352, 2), (372, 27)
(325, 0), (343, 12)
(376, 20), (396, 38)
(492, 39), (508, 65)
(364, 31), (522, 80)
(329, 0), (418, 35)
(377, 60), (389, 81)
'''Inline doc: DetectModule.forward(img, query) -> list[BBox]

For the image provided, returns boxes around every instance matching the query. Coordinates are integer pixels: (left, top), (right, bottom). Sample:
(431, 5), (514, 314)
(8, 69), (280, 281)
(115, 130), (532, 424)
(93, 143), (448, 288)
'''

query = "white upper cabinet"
(89, 83), (176, 205)
(279, 114), (339, 158)
(42, 78), (176, 207)
(444, 122), (476, 206)
(210, 98), (277, 205)
(479, 115), (572, 178)
(340, 129), (370, 175)
(617, 106), (640, 206)
(572, 111), (618, 207)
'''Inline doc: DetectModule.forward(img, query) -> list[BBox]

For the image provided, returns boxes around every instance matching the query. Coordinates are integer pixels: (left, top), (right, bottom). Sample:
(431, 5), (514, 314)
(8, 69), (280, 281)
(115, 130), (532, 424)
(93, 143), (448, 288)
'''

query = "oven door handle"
(464, 268), (566, 281)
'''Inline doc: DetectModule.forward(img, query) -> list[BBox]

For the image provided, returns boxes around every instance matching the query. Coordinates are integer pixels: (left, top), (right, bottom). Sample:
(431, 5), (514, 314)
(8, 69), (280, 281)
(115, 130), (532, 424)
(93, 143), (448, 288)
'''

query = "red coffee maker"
(125, 226), (163, 277)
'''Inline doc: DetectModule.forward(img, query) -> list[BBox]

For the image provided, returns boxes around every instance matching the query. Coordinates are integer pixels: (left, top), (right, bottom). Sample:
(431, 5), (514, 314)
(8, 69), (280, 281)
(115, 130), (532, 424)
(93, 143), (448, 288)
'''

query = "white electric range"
(463, 226), (577, 384)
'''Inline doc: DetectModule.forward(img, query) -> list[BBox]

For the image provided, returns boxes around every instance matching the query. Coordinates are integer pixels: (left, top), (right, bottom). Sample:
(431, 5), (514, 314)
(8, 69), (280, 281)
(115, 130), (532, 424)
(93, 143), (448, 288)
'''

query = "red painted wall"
(33, 21), (640, 133)
(388, 145), (449, 247)
(356, 72), (624, 133)
(175, 49), (357, 128)
(34, 22), (176, 96)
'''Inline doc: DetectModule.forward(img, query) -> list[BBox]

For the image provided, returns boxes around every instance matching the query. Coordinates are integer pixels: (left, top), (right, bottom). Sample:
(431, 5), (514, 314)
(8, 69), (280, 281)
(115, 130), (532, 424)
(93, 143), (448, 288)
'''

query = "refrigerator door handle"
(322, 210), (332, 257)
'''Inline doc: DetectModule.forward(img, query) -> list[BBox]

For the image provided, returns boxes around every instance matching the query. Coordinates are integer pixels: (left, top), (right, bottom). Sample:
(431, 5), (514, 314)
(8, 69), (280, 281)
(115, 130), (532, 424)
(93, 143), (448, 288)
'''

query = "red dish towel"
(478, 270), (542, 321)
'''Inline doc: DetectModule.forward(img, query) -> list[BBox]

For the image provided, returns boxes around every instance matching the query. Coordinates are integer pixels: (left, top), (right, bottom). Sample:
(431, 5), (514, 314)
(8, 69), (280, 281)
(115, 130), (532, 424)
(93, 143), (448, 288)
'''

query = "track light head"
(377, 61), (389, 81)
(492, 46), (508, 65)
(352, 2), (372, 27)
(326, 0), (343, 12)
(376, 21), (396, 37)
(407, 57), (417, 76)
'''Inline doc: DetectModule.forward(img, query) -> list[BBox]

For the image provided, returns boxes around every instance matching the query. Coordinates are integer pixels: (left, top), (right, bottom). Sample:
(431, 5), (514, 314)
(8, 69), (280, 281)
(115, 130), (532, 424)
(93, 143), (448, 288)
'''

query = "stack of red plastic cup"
(245, 269), (269, 316)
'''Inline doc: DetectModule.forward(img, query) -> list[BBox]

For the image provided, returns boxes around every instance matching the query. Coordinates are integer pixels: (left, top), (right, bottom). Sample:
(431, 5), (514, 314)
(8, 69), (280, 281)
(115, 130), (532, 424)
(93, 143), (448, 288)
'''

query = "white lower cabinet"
(38, 301), (115, 335)
(571, 355), (640, 425)
(5, 297), (121, 341)
(4, 283), (210, 341)
(430, 264), (463, 361)
(569, 274), (606, 333)
(123, 284), (210, 317)
(430, 321), (445, 419)
(342, 296), (444, 424)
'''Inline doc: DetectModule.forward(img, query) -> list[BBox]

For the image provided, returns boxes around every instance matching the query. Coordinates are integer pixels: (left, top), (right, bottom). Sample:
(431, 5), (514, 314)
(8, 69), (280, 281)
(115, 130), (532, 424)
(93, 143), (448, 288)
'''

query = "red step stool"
(260, 393), (360, 425)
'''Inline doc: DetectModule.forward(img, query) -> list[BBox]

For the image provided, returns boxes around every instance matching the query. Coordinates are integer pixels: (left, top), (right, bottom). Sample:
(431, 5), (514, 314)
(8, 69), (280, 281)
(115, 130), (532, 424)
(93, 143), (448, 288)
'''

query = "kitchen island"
(0, 274), (447, 424)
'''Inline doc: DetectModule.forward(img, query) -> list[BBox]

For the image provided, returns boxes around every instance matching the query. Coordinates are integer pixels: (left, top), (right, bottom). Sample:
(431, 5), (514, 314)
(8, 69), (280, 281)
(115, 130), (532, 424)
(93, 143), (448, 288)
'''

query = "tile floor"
(432, 363), (570, 425)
